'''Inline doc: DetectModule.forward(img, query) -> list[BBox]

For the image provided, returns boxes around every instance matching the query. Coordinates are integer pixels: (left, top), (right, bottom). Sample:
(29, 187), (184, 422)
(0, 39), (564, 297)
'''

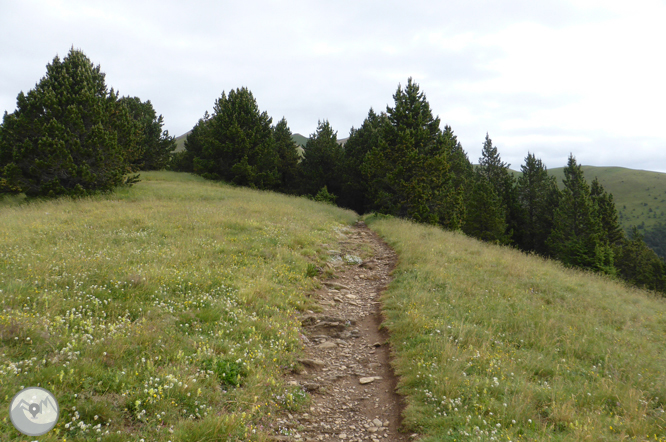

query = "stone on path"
(298, 358), (326, 367)
(359, 376), (382, 384)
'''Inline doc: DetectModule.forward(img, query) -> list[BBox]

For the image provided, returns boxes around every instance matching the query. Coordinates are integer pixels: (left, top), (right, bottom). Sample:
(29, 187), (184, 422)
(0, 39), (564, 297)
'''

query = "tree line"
(172, 77), (666, 294)
(2, 50), (664, 295)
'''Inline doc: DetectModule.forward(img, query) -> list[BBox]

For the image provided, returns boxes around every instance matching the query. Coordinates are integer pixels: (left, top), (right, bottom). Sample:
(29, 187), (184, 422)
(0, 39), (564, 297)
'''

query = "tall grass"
(0, 171), (356, 441)
(366, 215), (666, 441)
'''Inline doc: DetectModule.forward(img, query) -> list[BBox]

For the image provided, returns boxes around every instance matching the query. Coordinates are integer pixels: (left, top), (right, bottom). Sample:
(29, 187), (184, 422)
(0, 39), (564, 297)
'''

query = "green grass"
(0, 171), (356, 441)
(365, 214), (666, 441)
(546, 166), (666, 232)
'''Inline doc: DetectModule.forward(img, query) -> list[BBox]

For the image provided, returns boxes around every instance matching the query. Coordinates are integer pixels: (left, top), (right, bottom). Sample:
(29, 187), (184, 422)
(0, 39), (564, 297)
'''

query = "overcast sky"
(2, 0), (665, 172)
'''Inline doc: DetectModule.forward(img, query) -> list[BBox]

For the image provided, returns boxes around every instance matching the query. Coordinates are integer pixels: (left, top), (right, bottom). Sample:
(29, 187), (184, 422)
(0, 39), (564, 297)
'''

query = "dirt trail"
(271, 221), (412, 442)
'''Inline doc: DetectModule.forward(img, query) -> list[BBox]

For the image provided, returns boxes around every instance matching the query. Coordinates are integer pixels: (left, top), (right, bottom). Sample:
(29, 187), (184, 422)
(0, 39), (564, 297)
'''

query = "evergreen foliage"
(273, 118), (300, 194)
(615, 227), (666, 292)
(462, 173), (509, 243)
(186, 88), (279, 189)
(338, 108), (386, 214)
(362, 78), (456, 225)
(298, 120), (343, 198)
(547, 154), (613, 273)
(440, 125), (473, 230)
(314, 185), (337, 204)
(119, 97), (176, 170)
(516, 153), (560, 255)
(477, 134), (522, 243)
(0, 48), (135, 197)
(643, 222), (666, 260)
(174, 112), (211, 173)
(590, 177), (624, 245)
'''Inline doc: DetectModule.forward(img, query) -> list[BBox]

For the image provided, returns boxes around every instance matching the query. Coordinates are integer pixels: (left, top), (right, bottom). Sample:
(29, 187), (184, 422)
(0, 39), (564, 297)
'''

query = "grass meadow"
(0, 171), (356, 441)
(366, 215), (666, 441)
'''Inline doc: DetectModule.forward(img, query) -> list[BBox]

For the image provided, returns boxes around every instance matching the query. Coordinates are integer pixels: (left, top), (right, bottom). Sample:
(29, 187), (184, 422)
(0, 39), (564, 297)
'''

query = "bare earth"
(272, 221), (412, 442)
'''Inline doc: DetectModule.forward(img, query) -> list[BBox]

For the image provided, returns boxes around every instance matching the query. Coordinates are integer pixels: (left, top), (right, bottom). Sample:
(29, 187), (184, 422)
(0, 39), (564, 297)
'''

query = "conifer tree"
(463, 172), (509, 243)
(299, 120), (344, 198)
(176, 112), (212, 173)
(547, 154), (613, 273)
(119, 97), (176, 170)
(590, 177), (624, 245)
(187, 88), (279, 189)
(0, 48), (134, 197)
(516, 153), (560, 255)
(440, 125), (473, 230)
(362, 78), (454, 225)
(615, 227), (666, 292)
(477, 134), (521, 243)
(338, 108), (386, 213)
(643, 222), (666, 259)
(273, 118), (300, 194)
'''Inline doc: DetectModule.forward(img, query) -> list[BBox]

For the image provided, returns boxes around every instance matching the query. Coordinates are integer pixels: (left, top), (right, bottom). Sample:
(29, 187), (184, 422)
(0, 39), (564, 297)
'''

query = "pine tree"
(516, 153), (560, 255)
(187, 88), (279, 189)
(440, 125), (472, 230)
(615, 227), (666, 292)
(362, 78), (453, 225)
(119, 97), (176, 170)
(590, 177), (624, 245)
(477, 134), (521, 243)
(463, 172), (509, 243)
(643, 222), (666, 260)
(272, 118), (300, 194)
(175, 111), (212, 173)
(0, 49), (135, 197)
(547, 154), (613, 273)
(338, 108), (386, 213)
(298, 120), (344, 198)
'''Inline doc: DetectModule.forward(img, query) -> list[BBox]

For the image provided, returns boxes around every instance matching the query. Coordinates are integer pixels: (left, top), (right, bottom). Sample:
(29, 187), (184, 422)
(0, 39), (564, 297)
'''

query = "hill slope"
(291, 133), (308, 148)
(0, 172), (356, 440)
(174, 130), (190, 152)
(367, 214), (666, 441)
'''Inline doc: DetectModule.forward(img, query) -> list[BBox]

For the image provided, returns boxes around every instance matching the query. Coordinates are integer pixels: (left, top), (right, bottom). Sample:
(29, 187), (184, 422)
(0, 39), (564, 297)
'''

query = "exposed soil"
(271, 221), (413, 442)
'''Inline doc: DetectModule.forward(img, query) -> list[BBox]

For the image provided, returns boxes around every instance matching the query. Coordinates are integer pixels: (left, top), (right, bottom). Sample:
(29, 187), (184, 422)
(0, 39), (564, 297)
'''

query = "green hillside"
(0, 172), (356, 440)
(291, 133), (308, 148)
(367, 214), (666, 441)
(174, 131), (190, 152)
(3, 172), (666, 440)
(547, 166), (666, 231)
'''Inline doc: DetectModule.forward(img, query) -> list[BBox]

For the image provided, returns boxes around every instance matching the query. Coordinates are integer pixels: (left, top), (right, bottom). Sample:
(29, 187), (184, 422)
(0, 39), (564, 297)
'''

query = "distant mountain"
(174, 131), (190, 153)
(291, 133), (308, 148)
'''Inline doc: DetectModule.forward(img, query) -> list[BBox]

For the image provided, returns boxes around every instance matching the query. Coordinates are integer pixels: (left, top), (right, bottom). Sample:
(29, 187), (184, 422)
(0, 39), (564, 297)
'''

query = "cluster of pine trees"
(174, 78), (666, 295)
(0, 49), (176, 197)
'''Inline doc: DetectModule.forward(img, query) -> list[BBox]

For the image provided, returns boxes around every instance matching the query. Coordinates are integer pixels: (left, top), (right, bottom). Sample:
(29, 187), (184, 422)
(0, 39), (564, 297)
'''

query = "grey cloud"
(0, 1), (662, 172)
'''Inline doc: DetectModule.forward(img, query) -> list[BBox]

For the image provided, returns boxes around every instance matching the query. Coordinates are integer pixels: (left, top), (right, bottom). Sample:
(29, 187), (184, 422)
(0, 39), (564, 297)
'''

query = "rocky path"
(272, 221), (412, 442)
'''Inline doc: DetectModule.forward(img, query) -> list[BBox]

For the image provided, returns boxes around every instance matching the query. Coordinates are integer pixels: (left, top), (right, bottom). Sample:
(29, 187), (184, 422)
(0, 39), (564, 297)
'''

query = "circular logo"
(9, 387), (60, 436)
